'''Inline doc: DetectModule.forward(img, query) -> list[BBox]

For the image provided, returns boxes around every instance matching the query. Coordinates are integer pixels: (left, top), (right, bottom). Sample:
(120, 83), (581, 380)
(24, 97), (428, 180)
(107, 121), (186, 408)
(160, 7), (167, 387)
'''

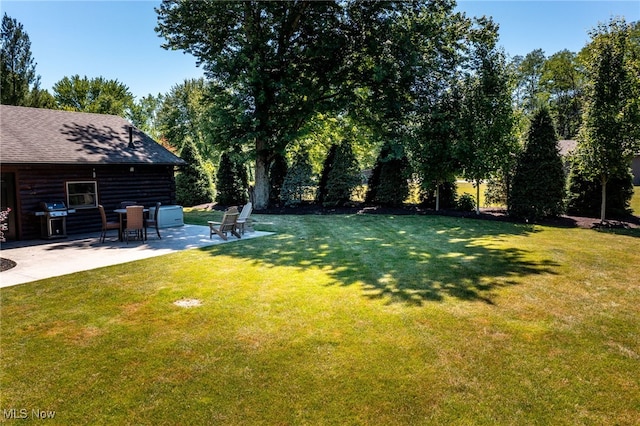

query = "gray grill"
(38, 201), (68, 239)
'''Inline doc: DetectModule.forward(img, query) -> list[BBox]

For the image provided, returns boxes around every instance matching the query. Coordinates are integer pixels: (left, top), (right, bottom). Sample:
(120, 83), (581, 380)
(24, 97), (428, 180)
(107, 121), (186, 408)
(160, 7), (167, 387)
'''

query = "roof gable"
(557, 140), (577, 156)
(0, 105), (185, 165)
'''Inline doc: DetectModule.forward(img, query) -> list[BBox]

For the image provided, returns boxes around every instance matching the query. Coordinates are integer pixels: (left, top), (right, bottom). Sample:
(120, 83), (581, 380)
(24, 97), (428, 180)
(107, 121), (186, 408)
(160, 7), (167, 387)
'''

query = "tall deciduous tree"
(413, 89), (461, 211)
(53, 75), (134, 116)
(458, 18), (516, 214)
(156, 0), (469, 210)
(129, 93), (164, 141)
(576, 18), (640, 223)
(156, 1), (354, 209)
(513, 49), (547, 114)
(356, 0), (470, 198)
(1, 13), (37, 106)
(541, 50), (583, 139)
(26, 78), (55, 109)
(157, 78), (211, 156)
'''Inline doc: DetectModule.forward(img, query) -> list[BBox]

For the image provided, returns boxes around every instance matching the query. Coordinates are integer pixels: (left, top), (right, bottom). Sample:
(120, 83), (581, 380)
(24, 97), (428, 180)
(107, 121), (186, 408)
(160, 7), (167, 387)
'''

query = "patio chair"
(118, 201), (137, 230)
(124, 205), (145, 244)
(208, 206), (241, 240)
(144, 202), (162, 240)
(98, 204), (120, 243)
(236, 202), (254, 235)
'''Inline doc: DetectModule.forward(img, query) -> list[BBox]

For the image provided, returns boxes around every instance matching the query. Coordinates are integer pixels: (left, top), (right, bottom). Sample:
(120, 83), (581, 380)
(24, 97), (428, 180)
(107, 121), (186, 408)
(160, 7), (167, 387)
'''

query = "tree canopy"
(540, 50), (583, 139)
(53, 75), (134, 116)
(457, 21), (516, 213)
(156, 1), (354, 208)
(576, 18), (640, 222)
(156, 78), (209, 154)
(156, 0), (474, 209)
(1, 13), (37, 106)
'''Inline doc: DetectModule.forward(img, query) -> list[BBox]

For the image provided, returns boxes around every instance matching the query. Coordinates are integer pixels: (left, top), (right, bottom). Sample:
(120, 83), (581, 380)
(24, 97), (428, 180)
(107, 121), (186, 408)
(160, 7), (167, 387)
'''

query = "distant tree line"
(3, 6), (639, 222)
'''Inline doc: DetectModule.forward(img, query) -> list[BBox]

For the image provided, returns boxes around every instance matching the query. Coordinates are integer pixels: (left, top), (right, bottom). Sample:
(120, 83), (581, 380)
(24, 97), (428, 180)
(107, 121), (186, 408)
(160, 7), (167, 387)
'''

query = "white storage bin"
(148, 205), (184, 228)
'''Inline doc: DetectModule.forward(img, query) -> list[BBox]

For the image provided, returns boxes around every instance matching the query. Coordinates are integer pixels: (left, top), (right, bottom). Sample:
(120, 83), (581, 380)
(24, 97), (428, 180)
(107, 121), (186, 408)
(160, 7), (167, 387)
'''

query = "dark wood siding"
(632, 156), (640, 186)
(7, 164), (177, 240)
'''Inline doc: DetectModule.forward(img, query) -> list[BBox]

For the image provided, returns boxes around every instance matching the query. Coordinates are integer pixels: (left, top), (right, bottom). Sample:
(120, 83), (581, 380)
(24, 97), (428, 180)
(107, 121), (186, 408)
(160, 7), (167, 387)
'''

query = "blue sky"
(2, 1), (638, 101)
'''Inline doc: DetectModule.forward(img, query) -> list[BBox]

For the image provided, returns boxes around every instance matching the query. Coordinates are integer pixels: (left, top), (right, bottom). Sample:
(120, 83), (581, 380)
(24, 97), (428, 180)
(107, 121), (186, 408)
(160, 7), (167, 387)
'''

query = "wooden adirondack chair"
(236, 202), (253, 235)
(208, 206), (241, 240)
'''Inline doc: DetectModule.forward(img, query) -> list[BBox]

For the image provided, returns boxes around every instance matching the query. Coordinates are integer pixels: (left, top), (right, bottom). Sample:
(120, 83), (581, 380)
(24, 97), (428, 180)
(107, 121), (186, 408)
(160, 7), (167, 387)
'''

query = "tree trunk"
(435, 183), (440, 211)
(600, 176), (607, 223)
(253, 147), (270, 210)
(476, 179), (481, 215)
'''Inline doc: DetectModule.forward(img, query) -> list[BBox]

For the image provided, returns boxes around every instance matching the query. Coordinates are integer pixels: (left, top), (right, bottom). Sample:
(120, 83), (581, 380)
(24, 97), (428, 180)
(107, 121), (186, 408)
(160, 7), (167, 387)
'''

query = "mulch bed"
(244, 203), (640, 230)
(1, 257), (17, 272)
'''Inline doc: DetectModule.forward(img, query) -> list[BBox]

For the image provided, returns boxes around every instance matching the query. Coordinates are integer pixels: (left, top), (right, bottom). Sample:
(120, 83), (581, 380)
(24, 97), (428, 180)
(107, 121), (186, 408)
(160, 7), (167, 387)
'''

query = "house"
(632, 155), (640, 186)
(557, 139), (640, 185)
(0, 105), (186, 241)
(557, 140), (578, 157)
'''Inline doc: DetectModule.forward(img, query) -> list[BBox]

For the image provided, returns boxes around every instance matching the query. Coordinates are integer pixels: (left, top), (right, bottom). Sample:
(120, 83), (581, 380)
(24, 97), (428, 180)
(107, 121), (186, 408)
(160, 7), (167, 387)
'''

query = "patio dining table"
(113, 208), (149, 241)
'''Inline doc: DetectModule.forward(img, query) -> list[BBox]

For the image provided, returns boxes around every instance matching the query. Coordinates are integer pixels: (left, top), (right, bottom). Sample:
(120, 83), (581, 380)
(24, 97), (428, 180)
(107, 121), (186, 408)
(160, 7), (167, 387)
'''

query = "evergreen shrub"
(566, 160), (633, 218)
(215, 152), (248, 206)
(269, 154), (288, 207)
(280, 152), (315, 207)
(509, 108), (566, 220)
(421, 181), (457, 209)
(323, 141), (361, 207)
(456, 193), (476, 212)
(317, 144), (338, 205)
(175, 140), (214, 207)
(366, 142), (411, 207)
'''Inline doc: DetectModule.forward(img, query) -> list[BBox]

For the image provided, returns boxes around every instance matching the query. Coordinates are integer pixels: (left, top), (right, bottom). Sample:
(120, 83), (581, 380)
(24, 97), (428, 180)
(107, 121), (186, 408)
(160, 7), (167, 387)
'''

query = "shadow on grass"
(606, 227), (640, 238)
(202, 215), (559, 306)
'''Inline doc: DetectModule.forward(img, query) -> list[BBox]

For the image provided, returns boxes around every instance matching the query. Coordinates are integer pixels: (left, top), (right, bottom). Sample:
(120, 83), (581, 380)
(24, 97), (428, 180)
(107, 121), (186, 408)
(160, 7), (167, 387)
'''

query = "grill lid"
(40, 201), (67, 211)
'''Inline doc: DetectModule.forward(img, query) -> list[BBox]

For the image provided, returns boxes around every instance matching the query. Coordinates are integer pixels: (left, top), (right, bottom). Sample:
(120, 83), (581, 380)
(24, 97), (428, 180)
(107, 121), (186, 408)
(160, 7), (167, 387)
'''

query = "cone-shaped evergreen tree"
(366, 142), (411, 207)
(280, 152), (314, 207)
(317, 144), (338, 205)
(215, 152), (248, 206)
(323, 140), (360, 207)
(269, 154), (288, 207)
(175, 139), (214, 207)
(234, 156), (249, 202)
(509, 108), (566, 220)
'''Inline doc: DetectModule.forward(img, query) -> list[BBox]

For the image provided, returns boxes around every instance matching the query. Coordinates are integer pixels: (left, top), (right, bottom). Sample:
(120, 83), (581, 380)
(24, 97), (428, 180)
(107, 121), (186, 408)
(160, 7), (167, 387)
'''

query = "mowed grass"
(1, 212), (639, 425)
(456, 180), (496, 208)
(632, 185), (640, 214)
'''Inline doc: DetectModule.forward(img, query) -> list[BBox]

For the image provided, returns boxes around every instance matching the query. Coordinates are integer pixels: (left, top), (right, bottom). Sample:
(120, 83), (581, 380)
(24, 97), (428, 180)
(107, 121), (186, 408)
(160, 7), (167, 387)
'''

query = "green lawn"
(632, 185), (640, 215)
(456, 180), (502, 208)
(1, 212), (639, 424)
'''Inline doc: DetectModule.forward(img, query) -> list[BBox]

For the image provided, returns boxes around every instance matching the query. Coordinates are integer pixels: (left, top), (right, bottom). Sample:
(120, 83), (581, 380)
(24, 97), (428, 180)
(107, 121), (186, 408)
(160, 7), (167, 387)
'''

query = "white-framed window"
(66, 181), (98, 209)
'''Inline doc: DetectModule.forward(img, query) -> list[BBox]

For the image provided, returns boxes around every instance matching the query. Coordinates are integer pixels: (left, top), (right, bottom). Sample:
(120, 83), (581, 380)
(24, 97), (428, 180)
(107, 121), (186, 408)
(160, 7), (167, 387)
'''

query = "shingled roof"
(0, 105), (185, 166)
(557, 140), (578, 156)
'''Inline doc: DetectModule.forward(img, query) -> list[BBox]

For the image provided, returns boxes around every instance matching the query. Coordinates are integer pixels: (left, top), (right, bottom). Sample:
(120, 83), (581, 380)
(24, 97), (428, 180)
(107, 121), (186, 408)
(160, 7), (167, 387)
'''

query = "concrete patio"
(0, 225), (273, 288)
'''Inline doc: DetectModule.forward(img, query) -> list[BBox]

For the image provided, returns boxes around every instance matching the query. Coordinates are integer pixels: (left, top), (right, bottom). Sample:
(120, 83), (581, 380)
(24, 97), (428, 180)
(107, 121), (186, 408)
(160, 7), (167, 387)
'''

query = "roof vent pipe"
(128, 126), (134, 148)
